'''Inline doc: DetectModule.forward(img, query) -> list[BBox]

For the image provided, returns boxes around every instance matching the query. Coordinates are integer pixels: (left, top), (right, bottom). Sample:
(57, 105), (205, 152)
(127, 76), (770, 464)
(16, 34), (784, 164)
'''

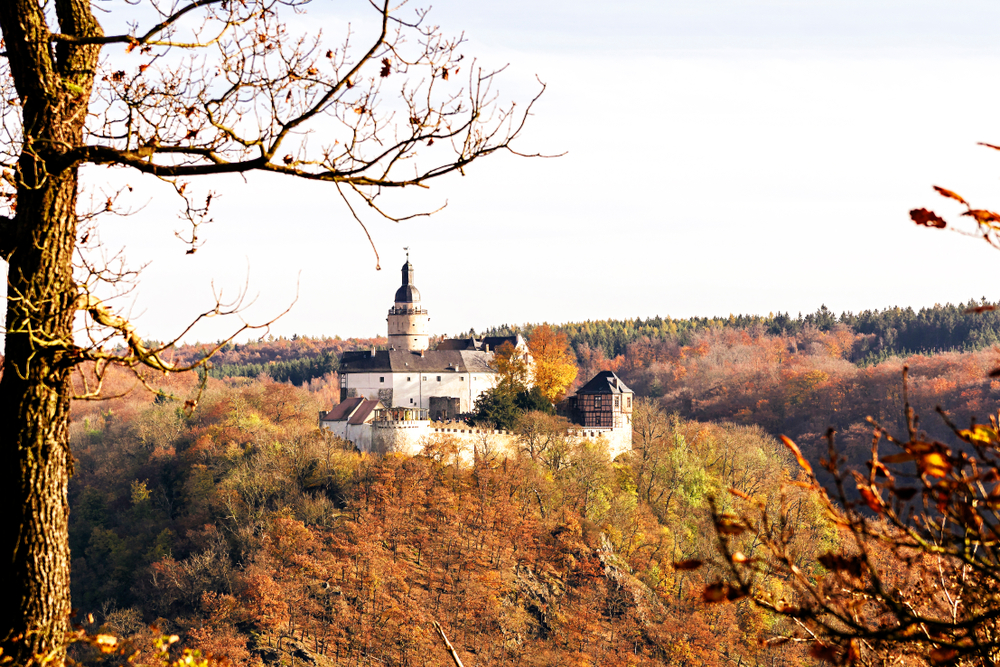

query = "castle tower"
(387, 257), (430, 351)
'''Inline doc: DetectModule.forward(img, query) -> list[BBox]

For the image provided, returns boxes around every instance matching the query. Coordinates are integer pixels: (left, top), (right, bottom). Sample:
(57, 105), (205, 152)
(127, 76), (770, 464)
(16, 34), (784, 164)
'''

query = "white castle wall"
(359, 419), (631, 461)
(369, 419), (433, 455)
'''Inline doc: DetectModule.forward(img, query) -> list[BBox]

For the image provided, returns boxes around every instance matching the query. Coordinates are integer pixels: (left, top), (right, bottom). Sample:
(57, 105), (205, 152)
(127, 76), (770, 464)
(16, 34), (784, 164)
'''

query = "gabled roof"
(340, 349), (493, 374)
(435, 337), (478, 351)
(321, 397), (383, 423)
(348, 399), (381, 425)
(576, 370), (632, 395)
(322, 397), (364, 421)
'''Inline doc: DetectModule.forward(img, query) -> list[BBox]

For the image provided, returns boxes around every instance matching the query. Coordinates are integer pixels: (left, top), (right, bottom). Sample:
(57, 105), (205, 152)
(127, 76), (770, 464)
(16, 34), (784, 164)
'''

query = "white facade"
(340, 368), (495, 413)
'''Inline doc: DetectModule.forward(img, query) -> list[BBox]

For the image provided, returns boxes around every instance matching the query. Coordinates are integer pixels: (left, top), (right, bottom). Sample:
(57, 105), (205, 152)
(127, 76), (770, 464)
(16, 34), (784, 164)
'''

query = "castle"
(336, 258), (528, 420)
(322, 256), (633, 458)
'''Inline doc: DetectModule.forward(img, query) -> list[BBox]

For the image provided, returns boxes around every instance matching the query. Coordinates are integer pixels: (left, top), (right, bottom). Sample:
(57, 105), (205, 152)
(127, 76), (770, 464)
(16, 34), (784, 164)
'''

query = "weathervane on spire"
(404, 246), (410, 260)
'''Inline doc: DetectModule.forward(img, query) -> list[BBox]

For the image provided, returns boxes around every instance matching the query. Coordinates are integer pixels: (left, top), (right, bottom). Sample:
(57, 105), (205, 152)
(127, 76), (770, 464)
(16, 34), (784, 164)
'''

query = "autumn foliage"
(68, 369), (826, 666)
(527, 325), (578, 403)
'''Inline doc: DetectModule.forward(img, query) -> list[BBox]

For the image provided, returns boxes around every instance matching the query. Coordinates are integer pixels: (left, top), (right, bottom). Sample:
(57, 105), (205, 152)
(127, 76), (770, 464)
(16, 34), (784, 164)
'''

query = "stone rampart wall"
(365, 419), (631, 461)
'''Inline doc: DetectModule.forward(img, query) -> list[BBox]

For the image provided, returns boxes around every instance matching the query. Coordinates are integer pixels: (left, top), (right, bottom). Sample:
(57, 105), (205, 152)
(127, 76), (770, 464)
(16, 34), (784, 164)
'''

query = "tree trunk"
(0, 1), (101, 660)
(0, 167), (79, 662)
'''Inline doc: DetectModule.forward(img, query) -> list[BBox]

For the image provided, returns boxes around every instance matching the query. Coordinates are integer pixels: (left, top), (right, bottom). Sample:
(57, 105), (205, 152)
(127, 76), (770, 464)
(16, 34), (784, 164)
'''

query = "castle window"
(437, 376), (442, 382)
(380, 376), (385, 383)
(627, 397), (632, 409)
(422, 376), (427, 381)
(614, 396), (620, 408)
(594, 396), (602, 409)
(407, 376), (411, 381)
(460, 376), (465, 381)
(410, 398), (414, 404)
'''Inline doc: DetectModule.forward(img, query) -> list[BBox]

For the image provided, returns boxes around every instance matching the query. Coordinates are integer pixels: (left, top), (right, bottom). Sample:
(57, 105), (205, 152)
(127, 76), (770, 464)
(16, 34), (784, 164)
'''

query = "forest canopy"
(473, 299), (1000, 363)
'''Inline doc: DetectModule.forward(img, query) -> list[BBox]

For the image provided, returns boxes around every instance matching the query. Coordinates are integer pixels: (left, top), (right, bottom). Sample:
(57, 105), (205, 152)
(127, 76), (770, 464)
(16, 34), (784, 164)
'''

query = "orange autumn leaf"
(703, 582), (745, 603)
(703, 583), (729, 603)
(919, 452), (952, 478)
(673, 559), (703, 571)
(728, 487), (751, 500)
(715, 516), (747, 536)
(910, 208), (947, 229)
(929, 647), (958, 664)
(962, 209), (1000, 225)
(809, 642), (840, 663)
(959, 425), (997, 444)
(858, 486), (882, 513)
(95, 635), (118, 653)
(780, 435), (813, 476)
(933, 185), (968, 206)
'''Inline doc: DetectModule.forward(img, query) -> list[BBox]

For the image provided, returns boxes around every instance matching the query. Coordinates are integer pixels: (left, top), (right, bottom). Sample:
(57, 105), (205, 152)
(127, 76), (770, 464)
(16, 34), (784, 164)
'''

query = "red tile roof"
(321, 397), (382, 424)
(348, 399), (380, 425)
(322, 397), (364, 422)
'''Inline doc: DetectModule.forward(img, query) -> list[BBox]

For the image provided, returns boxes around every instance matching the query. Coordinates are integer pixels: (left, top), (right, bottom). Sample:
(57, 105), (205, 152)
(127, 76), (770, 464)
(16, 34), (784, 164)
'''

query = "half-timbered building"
(569, 370), (634, 429)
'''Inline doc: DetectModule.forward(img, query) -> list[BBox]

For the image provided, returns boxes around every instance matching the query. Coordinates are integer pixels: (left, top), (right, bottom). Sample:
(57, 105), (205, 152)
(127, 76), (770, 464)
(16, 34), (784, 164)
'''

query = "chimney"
(485, 344), (490, 352)
(370, 346), (376, 357)
(420, 349), (425, 358)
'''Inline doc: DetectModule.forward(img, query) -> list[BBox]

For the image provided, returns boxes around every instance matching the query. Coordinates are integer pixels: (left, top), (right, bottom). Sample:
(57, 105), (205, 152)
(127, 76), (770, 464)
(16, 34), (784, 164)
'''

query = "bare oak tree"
(0, 0), (541, 661)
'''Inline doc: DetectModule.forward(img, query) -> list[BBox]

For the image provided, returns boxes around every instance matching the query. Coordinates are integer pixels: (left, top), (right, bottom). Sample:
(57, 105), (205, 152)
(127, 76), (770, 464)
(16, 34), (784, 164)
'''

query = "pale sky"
(84, 1), (1000, 342)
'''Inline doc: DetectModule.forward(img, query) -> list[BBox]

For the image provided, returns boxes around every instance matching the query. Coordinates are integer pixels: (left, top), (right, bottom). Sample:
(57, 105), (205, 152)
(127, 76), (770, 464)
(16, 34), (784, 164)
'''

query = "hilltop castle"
(337, 258), (528, 420)
(323, 256), (633, 457)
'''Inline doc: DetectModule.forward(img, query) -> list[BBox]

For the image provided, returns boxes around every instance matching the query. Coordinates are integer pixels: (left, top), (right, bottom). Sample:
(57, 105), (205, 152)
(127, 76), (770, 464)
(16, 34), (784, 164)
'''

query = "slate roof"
(481, 335), (521, 351)
(435, 337), (478, 351)
(321, 397), (382, 423)
(576, 370), (632, 395)
(340, 349), (493, 374)
(435, 335), (521, 352)
(394, 260), (420, 304)
(394, 284), (420, 303)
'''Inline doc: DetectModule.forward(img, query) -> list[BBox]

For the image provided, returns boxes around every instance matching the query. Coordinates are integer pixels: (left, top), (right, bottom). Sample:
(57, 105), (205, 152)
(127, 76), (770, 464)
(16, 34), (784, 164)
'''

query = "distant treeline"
(204, 351), (339, 386)
(170, 335), (377, 387)
(472, 299), (1000, 364)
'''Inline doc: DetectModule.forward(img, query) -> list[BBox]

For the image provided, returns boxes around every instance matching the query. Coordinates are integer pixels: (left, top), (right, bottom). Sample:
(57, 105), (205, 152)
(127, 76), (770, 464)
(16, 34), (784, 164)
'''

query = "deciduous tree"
(696, 163), (1000, 663)
(0, 0), (541, 660)
(528, 324), (578, 403)
(491, 340), (532, 395)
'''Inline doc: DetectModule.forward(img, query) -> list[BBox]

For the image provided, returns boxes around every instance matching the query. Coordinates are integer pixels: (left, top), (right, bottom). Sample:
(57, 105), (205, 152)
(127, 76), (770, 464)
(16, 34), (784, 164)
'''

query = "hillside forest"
(62, 300), (1000, 665)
